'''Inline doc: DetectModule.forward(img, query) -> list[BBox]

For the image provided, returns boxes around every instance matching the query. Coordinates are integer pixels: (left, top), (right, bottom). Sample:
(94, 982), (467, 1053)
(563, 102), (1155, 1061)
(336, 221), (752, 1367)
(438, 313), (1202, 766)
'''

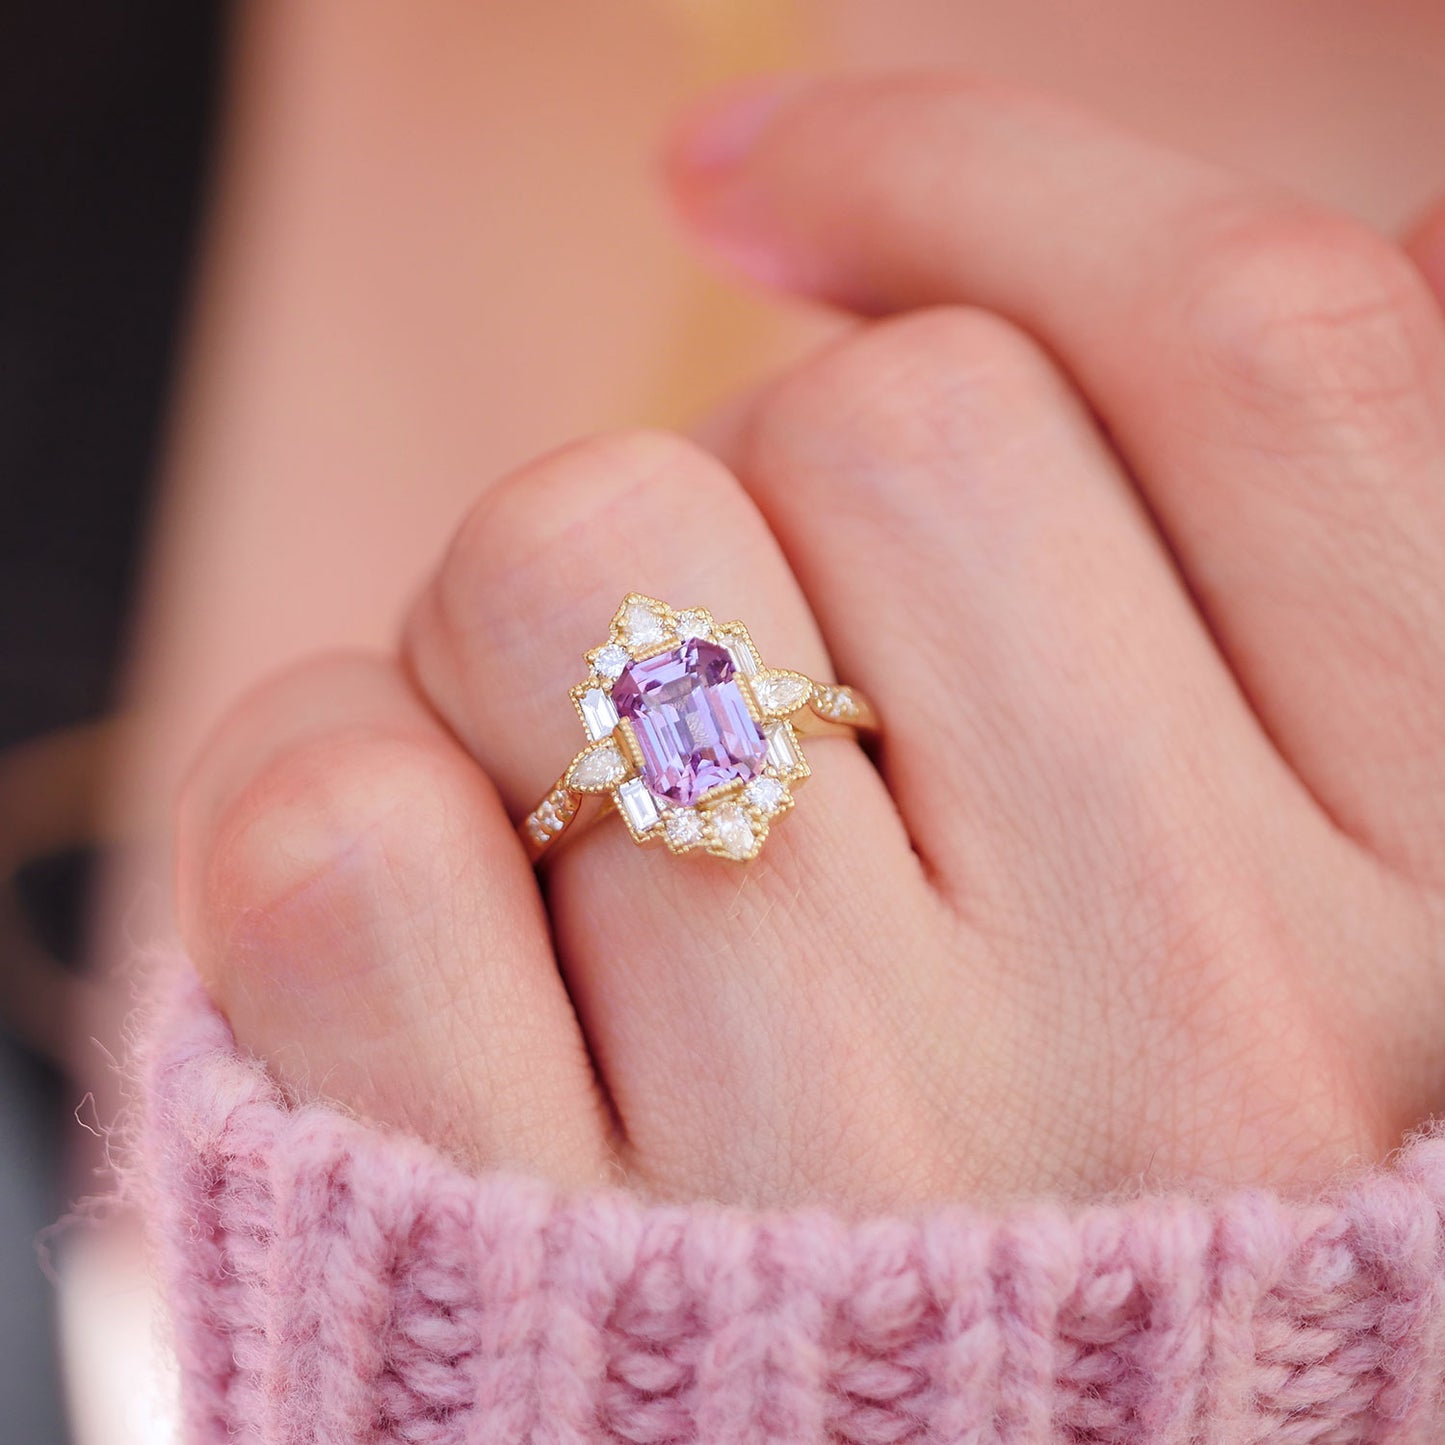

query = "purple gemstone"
(612, 640), (767, 806)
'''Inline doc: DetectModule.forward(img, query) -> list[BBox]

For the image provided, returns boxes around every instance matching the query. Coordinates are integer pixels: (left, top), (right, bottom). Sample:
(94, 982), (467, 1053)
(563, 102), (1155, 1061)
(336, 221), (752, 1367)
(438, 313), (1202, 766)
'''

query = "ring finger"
(403, 429), (950, 1208)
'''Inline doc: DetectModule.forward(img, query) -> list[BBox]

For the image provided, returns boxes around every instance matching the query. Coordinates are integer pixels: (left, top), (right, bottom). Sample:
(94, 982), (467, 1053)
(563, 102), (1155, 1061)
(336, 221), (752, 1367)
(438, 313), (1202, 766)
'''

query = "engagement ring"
(522, 594), (877, 862)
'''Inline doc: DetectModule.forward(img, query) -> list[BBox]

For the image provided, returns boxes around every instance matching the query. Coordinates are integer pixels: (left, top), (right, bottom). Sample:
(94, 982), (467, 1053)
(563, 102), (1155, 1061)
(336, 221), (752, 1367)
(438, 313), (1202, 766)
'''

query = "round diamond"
(665, 810), (705, 848)
(743, 776), (786, 814)
(675, 609), (711, 641)
(593, 643), (629, 680)
(815, 685), (860, 721)
(623, 601), (667, 648)
(710, 803), (755, 859)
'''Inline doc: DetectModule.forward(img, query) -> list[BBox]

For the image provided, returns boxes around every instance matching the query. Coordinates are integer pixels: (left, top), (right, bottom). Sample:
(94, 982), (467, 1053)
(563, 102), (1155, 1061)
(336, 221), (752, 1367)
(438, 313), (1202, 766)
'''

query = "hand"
(175, 74), (1445, 1210)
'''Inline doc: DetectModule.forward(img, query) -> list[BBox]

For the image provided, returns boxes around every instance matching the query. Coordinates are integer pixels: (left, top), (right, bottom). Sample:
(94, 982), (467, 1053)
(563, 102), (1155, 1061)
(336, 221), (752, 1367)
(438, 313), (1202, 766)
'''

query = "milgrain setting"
(522, 594), (877, 863)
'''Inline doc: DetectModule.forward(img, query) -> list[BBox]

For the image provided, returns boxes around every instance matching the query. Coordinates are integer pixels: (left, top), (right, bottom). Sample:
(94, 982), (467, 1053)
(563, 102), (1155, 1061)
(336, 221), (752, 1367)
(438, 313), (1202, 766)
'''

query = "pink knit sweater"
(141, 967), (1445, 1443)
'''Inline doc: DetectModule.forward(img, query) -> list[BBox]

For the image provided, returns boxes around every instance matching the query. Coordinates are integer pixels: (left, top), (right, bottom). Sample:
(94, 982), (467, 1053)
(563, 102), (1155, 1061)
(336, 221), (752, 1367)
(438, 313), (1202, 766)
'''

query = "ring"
(522, 594), (878, 862)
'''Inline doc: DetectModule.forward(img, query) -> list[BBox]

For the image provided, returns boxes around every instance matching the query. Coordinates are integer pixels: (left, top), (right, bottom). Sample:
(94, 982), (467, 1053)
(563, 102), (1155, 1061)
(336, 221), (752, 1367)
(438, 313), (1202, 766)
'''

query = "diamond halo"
(527, 594), (873, 862)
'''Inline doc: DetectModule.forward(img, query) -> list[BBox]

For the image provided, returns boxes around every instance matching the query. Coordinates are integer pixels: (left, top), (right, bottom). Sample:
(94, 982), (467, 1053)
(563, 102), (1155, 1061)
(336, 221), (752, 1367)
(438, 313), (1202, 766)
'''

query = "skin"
(174, 74), (1445, 1213)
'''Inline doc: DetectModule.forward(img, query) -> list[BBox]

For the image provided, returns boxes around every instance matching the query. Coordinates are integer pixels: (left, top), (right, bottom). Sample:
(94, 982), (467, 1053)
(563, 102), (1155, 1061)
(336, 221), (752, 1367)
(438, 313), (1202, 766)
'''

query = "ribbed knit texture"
(141, 966), (1445, 1443)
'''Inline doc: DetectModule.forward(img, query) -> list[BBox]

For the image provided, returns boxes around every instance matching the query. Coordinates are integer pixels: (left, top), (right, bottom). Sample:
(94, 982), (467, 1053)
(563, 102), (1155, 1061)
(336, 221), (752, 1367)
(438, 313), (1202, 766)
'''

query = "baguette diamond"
(616, 778), (662, 834)
(578, 686), (619, 741)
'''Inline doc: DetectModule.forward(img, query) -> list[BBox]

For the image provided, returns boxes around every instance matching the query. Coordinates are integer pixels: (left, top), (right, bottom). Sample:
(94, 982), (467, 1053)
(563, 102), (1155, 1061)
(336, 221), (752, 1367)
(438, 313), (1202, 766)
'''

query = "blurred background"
(3, 3), (1443, 1439)
(2, 5), (224, 1439)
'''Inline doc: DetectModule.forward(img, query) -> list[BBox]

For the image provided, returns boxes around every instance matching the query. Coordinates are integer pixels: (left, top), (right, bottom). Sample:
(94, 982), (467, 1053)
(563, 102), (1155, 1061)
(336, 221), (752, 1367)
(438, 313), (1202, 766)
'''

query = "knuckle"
(746, 306), (1067, 486)
(452, 429), (714, 572)
(1179, 207), (1444, 429)
(176, 651), (389, 853)
(202, 717), (471, 930)
(433, 428), (731, 631)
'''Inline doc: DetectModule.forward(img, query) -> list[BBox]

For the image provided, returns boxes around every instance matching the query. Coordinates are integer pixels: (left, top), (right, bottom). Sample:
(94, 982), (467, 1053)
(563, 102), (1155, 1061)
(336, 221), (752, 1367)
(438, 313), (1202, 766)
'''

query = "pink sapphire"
(612, 640), (767, 806)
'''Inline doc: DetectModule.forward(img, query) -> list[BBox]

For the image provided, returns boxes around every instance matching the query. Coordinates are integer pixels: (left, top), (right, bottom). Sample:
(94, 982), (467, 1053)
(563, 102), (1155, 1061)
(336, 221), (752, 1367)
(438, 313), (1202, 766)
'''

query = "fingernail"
(669, 77), (797, 179)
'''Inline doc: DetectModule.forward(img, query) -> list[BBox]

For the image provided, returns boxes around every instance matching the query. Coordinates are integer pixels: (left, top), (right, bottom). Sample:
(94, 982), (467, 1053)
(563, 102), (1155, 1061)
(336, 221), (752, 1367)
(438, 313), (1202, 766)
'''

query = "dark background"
(1, 4), (225, 1436)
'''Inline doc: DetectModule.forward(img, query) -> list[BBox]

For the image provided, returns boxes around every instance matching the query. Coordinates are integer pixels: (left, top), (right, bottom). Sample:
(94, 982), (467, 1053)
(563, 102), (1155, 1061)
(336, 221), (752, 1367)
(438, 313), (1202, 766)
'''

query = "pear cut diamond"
(622, 601), (667, 649)
(711, 803), (756, 859)
(751, 671), (812, 715)
(568, 741), (627, 791)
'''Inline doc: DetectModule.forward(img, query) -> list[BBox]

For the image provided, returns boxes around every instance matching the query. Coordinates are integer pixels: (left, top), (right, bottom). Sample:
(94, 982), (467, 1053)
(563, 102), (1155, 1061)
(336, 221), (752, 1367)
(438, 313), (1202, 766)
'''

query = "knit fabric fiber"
(142, 967), (1445, 1444)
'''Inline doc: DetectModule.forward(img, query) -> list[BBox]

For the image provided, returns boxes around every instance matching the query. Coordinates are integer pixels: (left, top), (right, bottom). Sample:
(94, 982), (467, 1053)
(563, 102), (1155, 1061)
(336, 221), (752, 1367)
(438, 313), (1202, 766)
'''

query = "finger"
(404, 430), (953, 1208)
(717, 305), (1309, 902)
(176, 651), (613, 1184)
(667, 74), (1445, 878)
(1406, 195), (1445, 313)
(704, 307), (1425, 1191)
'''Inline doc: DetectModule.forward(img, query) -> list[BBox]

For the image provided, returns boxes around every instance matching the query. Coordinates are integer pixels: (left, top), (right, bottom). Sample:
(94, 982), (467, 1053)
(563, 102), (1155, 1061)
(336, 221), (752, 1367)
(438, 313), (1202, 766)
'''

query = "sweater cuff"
(140, 964), (1445, 1443)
